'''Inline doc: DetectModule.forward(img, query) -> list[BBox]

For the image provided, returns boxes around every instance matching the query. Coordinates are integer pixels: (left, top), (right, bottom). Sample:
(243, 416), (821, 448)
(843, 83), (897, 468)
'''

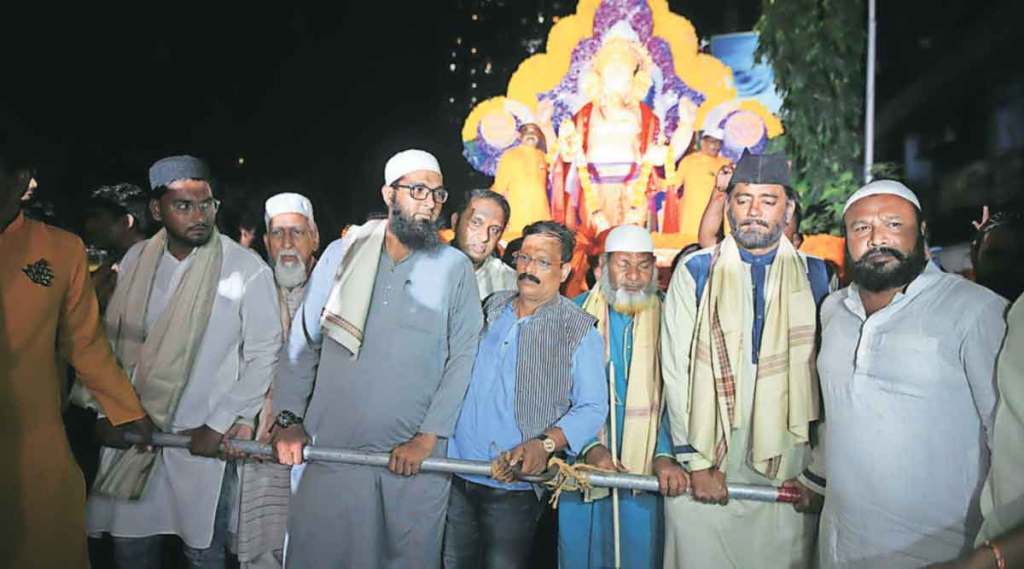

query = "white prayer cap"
(702, 127), (725, 141)
(843, 179), (921, 215)
(264, 192), (315, 229)
(384, 149), (442, 186)
(604, 224), (655, 254)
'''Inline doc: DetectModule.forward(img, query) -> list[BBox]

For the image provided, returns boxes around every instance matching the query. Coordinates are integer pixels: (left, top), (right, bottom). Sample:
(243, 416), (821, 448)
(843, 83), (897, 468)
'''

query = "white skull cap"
(843, 179), (921, 215)
(384, 149), (442, 186)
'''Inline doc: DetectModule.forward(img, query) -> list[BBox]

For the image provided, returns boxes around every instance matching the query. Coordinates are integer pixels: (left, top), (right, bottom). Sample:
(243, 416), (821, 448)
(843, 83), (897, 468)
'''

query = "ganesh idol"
(551, 36), (666, 241)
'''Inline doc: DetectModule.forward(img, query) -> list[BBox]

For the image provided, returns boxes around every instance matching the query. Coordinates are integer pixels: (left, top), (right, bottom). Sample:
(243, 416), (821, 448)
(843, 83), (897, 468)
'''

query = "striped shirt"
(448, 302), (608, 490)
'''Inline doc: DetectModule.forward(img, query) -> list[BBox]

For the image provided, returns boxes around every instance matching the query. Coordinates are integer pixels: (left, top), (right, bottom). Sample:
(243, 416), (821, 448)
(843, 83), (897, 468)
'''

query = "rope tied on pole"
(543, 457), (616, 508)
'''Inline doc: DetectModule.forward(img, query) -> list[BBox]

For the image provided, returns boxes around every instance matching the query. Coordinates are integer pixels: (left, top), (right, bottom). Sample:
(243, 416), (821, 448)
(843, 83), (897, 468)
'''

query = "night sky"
(3, 1), (1020, 243)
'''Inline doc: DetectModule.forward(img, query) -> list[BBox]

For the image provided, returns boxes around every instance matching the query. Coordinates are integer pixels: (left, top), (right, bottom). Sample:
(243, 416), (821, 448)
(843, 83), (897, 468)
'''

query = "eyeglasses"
(513, 253), (559, 272)
(170, 198), (220, 216)
(391, 183), (449, 204)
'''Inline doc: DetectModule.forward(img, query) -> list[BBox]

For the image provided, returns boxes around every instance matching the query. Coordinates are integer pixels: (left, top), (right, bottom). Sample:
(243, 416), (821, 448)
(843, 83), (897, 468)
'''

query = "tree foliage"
(756, 0), (866, 234)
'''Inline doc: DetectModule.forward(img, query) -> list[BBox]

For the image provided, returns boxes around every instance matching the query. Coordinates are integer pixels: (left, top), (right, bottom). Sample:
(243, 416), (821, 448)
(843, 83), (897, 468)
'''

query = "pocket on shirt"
(872, 334), (951, 397)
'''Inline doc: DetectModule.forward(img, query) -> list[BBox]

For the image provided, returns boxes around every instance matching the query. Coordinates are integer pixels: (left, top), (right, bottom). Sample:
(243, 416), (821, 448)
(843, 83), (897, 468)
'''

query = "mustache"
(518, 272), (541, 284)
(860, 247), (906, 262)
(739, 219), (770, 229)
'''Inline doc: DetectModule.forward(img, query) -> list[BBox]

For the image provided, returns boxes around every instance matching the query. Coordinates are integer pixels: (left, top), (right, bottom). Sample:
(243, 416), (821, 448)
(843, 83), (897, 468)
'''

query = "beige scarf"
(320, 220), (387, 358)
(581, 288), (663, 476)
(93, 229), (223, 499)
(688, 235), (818, 479)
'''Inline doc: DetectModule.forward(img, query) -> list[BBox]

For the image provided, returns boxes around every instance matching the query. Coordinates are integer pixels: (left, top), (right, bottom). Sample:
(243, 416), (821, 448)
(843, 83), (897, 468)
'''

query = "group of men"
(2, 141), (1023, 569)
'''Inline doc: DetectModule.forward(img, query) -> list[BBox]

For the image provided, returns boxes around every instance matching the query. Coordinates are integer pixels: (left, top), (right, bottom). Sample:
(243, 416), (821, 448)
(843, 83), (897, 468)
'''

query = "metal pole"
(864, 0), (877, 182)
(123, 433), (799, 503)
(608, 363), (622, 569)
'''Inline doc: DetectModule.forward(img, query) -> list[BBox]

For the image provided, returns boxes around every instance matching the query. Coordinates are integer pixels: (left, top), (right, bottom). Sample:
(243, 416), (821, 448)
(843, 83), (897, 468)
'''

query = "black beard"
(389, 203), (440, 250)
(845, 239), (928, 292)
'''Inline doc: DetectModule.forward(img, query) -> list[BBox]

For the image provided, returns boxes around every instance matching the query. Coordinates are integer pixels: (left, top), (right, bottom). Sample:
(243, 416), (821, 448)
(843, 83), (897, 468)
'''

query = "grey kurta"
(817, 263), (1006, 568)
(273, 237), (482, 569)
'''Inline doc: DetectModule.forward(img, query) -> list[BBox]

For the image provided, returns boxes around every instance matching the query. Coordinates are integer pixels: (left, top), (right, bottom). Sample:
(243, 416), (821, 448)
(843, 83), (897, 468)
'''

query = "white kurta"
(474, 255), (517, 301)
(817, 263), (1007, 568)
(87, 235), (281, 549)
(660, 250), (823, 568)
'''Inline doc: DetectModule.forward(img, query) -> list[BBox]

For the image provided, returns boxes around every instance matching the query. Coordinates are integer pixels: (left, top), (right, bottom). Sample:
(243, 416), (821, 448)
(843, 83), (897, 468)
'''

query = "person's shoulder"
(679, 152), (701, 165)
(220, 234), (272, 274)
(687, 245), (716, 260)
(572, 291), (591, 307)
(799, 251), (824, 264)
(561, 294), (597, 322)
(24, 217), (84, 250)
(432, 244), (475, 273)
(493, 255), (517, 272)
(800, 252), (830, 281)
(679, 246), (714, 275)
(483, 290), (517, 314)
(120, 239), (148, 266)
(820, 287), (848, 315)
(320, 236), (350, 261)
(936, 270), (1009, 314)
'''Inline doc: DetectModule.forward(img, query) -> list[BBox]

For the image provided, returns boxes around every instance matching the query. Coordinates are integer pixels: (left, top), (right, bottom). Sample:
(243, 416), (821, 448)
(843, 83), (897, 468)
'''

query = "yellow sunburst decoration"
(461, 0), (784, 177)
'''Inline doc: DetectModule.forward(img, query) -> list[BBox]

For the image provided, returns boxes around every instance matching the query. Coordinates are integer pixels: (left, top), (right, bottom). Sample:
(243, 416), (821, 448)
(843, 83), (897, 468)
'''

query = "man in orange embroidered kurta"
(0, 152), (150, 568)
(492, 124), (551, 243)
(661, 128), (731, 241)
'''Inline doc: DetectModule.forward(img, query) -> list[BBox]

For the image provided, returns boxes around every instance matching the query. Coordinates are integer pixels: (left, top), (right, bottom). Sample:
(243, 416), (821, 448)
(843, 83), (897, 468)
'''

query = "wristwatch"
(535, 434), (556, 454)
(274, 410), (303, 429)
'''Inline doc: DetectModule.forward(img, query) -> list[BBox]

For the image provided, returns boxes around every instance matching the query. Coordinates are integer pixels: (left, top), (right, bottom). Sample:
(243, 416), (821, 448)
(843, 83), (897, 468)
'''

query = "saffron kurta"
(0, 212), (146, 568)
(492, 144), (550, 242)
(664, 152), (730, 241)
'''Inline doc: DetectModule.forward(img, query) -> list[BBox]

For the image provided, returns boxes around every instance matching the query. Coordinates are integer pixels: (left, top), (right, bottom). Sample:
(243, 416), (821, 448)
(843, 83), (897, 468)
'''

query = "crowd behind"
(2, 140), (1024, 569)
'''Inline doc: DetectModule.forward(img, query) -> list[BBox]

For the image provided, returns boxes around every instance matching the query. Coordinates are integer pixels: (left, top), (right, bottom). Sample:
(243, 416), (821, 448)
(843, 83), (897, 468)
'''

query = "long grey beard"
(273, 250), (308, 289)
(598, 272), (658, 315)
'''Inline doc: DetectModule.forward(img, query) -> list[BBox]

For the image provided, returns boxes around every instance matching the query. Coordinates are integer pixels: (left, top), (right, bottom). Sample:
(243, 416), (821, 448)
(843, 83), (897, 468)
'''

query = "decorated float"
(461, 0), (790, 288)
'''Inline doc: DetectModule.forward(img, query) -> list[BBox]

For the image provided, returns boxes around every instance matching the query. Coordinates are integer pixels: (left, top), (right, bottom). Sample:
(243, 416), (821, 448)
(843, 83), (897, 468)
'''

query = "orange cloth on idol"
(0, 212), (145, 568)
(492, 144), (551, 242)
(663, 152), (731, 241)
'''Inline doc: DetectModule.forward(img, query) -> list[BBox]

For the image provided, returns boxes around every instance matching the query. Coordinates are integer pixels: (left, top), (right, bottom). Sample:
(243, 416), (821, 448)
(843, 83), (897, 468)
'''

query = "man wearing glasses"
(86, 155), (282, 569)
(272, 149), (482, 568)
(444, 220), (608, 569)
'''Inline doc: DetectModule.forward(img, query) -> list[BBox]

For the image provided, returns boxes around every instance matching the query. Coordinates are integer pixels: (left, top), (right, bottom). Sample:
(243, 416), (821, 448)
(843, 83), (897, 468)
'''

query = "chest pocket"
(872, 333), (952, 398)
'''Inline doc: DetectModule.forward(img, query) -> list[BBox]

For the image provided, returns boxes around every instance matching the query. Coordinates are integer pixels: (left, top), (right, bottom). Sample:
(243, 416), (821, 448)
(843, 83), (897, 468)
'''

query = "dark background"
(2, 0), (1021, 245)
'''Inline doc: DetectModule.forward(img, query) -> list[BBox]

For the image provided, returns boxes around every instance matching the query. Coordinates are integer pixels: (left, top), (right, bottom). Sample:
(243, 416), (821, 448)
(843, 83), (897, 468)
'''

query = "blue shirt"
(739, 247), (776, 363)
(571, 293), (674, 460)
(448, 302), (609, 490)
